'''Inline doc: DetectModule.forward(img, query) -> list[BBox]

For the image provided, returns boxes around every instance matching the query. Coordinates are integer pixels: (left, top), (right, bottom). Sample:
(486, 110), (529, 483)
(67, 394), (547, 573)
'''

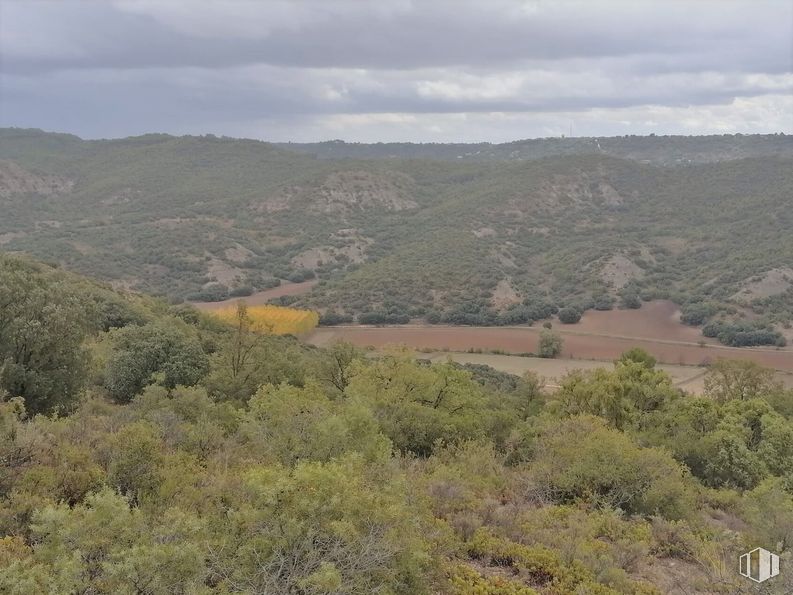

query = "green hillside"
(277, 133), (793, 164)
(3, 253), (793, 593)
(1, 128), (792, 343)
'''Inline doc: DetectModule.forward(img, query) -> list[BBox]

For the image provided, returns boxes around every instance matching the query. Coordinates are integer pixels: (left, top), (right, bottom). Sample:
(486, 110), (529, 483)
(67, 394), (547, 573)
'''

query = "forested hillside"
(2, 253), (793, 593)
(2, 128), (793, 345)
(278, 133), (793, 165)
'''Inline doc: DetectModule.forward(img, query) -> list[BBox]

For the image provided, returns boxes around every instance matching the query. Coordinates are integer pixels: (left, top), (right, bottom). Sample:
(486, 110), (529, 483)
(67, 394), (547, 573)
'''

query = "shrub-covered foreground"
(2, 255), (793, 593)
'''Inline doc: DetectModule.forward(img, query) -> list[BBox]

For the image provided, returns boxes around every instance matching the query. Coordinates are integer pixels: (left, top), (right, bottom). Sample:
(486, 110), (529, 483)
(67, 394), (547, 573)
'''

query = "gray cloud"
(1, 0), (791, 141)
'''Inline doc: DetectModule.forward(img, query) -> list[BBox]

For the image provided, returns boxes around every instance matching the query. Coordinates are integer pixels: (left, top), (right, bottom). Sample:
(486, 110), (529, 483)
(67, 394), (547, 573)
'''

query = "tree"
(104, 321), (208, 402)
(701, 430), (767, 490)
(204, 303), (269, 403)
(680, 301), (717, 326)
(314, 341), (365, 395)
(704, 359), (781, 403)
(205, 304), (310, 403)
(240, 382), (388, 465)
(618, 347), (657, 369)
(515, 370), (544, 420)
(557, 307), (581, 324)
(345, 354), (492, 456)
(538, 329), (563, 358)
(555, 360), (677, 430)
(0, 257), (93, 414)
(592, 294), (615, 311)
(620, 292), (641, 309)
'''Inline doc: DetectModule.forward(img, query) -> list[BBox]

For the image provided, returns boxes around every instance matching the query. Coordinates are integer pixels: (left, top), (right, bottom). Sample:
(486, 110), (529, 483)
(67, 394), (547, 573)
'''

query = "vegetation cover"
(210, 303), (319, 336)
(1, 128), (792, 345)
(2, 255), (793, 593)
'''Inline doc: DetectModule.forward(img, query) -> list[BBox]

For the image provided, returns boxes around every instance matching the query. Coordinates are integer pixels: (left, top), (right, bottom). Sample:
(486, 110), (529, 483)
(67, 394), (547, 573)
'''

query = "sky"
(1, 0), (792, 143)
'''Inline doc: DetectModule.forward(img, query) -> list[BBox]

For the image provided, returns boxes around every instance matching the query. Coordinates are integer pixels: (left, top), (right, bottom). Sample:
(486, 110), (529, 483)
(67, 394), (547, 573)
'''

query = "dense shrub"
(228, 286), (254, 298)
(319, 311), (354, 326)
(680, 301), (718, 325)
(620, 292), (642, 309)
(557, 307), (581, 324)
(593, 294), (615, 311)
(185, 283), (228, 302)
(260, 277), (281, 289)
(287, 269), (316, 283)
(104, 322), (209, 402)
(526, 415), (695, 518)
(425, 310), (442, 324)
(358, 311), (410, 325)
(497, 306), (533, 325)
(538, 329), (563, 358)
(702, 320), (786, 347)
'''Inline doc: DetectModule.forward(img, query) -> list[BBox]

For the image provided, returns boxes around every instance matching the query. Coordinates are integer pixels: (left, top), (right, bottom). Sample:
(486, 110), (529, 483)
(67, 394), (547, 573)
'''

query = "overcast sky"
(1, 0), (792, 142)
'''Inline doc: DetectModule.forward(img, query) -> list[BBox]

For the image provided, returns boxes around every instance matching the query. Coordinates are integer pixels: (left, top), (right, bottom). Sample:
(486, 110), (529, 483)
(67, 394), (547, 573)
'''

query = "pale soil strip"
(419, 351), (793, 393)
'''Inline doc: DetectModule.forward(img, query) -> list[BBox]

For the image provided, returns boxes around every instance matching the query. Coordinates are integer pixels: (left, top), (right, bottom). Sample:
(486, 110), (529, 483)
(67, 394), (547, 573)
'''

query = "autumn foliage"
(210, 302), (319, 335)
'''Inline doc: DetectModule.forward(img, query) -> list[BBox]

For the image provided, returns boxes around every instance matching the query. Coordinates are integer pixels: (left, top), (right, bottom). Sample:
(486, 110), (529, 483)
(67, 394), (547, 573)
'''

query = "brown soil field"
(306, 301), (793, 372)
(191, 279), (318, 311)
(308, 325), (792, 371)
(573, 300), (718, 344)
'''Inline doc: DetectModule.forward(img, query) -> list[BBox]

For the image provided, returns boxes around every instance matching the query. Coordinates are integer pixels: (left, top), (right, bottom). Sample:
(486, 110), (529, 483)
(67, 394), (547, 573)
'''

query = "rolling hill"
(277, 133), (793, 165)
(1, 128), (792, 342)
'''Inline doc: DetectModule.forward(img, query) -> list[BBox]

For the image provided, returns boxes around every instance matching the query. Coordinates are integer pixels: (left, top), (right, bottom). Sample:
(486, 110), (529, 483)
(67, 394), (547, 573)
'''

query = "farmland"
(307, 301), (793, 372)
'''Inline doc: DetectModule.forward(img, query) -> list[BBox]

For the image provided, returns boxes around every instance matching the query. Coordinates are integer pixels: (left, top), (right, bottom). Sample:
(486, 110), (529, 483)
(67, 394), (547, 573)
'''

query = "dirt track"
(191, 280), (318, 311)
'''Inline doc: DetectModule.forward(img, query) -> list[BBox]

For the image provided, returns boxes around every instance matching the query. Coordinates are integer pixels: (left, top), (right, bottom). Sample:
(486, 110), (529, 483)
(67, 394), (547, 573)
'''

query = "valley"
(307, 319), (793, 371)
(2, 128), (793, 350)
(4, 3), (792, 593)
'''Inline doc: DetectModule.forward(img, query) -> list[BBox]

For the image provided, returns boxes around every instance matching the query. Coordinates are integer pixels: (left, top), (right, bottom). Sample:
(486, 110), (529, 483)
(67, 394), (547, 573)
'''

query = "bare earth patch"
(518, 172), (625, 212)
(0, 231), (26, 245)
(472, 227), (497, 238)
(224, 243), (255, 264)
(252, 187), (296, 213)
(601, 254), (643, 290)
(491, 279), (522, 309)
(152, 217), (193, 230)
(0, 160), (74, 198)
(732, 267), (793, 302)
(315, 170), (418, 213)
(206, 256), (245, 286)
(291, 235), (371, 269)
(574, 300), (703, 342)
(493, 248), (517, 269)
(70, 241), (96, 255)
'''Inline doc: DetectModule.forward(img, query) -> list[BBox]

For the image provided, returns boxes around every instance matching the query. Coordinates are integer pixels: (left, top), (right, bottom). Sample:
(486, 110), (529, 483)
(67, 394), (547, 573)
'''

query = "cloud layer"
(1, 0), (791, 141)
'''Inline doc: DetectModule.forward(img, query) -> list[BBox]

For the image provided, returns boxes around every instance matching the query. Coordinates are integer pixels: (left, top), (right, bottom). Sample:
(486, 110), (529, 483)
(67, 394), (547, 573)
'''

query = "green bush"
(557, 307), (581, 324)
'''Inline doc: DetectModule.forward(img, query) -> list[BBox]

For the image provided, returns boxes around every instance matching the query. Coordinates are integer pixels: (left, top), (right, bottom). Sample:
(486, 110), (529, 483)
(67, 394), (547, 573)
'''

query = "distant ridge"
(275, 133), (793, 165)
